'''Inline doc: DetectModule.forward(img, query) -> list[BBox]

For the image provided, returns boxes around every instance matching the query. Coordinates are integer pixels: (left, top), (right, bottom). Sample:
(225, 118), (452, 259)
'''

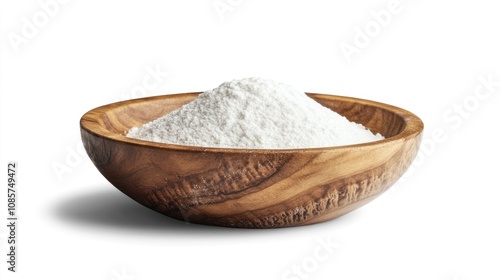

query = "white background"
(1, 1), (500, 279)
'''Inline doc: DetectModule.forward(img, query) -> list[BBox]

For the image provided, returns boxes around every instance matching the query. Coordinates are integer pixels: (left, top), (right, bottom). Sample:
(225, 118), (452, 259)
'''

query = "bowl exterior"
(81, 126), (421, 228)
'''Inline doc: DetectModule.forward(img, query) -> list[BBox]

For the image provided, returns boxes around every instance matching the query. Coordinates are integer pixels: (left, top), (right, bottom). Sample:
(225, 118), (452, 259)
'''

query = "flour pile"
(126, 77), (383, 148)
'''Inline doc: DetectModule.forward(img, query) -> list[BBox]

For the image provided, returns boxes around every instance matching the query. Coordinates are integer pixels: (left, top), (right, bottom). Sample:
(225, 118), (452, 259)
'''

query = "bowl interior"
(89, 93), (410, 144)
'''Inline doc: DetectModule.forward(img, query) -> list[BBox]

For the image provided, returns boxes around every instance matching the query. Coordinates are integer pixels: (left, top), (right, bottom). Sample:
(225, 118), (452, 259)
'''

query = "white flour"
(127, 77), (384, 149)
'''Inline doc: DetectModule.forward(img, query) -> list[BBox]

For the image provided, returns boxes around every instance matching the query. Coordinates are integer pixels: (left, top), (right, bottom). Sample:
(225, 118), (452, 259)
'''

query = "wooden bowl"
(80, 93), (423, 228)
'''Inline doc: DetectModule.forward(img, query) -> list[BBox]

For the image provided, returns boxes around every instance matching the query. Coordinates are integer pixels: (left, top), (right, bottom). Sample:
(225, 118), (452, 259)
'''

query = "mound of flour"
(126, 77), (383, 149)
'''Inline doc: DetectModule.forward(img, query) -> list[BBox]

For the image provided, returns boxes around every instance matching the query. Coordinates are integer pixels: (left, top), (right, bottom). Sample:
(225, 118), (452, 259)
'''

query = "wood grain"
(80, 93), (423, 228)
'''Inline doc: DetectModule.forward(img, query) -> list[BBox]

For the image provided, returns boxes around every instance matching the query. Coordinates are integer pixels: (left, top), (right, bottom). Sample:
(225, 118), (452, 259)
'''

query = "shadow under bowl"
(80, 93), (423, 228)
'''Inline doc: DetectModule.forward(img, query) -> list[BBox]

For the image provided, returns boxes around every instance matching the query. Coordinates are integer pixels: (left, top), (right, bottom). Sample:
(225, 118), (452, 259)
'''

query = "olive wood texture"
(80, 93), (423, 228)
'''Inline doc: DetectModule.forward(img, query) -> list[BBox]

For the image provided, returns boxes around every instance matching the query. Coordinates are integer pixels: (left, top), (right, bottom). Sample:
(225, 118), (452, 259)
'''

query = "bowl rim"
(80, 92), (424, 154)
